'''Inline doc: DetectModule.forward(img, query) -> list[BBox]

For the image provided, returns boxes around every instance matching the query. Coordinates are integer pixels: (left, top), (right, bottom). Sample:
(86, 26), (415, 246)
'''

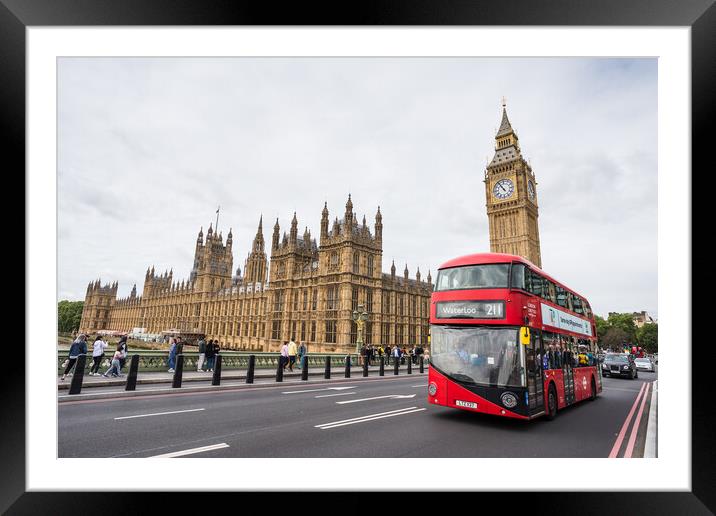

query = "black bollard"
(301, 356), (309, 381)
(276, 356), (284, 382)
(345, 355), (351, 378)
(125, 354), (140, 391)
(68, 354), (87, 395)
(419, 356), (424, 373)
(172, 355), (184, 388)
(379, 356), (385, 376)
(394, 356), (399, 375)
(246, 355), (255, 384)
(212, 354), (222, 386)
(407, 357), (412, 375)
(324, 356), (331, 379)
(363, 356), (369, 377)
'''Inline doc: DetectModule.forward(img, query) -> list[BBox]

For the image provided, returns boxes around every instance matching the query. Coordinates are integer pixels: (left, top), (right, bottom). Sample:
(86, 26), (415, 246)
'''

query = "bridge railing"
(57, 350), (363, 373)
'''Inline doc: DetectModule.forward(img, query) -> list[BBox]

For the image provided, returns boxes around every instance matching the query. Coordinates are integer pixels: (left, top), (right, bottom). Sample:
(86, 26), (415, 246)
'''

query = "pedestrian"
(287, 338), (297, 372)
(102, 345), (124, 377)
(197, 336), (207, 372)
(117, 335), (128, 371)
(385, 345), (392, 365)
(205, 339), (215, 372)
(61, 333), (88, 380)
(297, 341), (307, 369)
(367, 345), (374, 366)
(280, 341), (289, 370)
(89, 335), (107, 376)
(212, 340), (220, 371)
(167, 338), (177, 373)
(360, 344), (367, 366)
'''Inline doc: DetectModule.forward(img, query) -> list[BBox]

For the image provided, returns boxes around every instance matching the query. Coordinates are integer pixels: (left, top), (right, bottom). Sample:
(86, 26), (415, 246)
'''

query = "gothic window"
(272, 320), (281, 340)
(303, 289), (308, 311)
(301, 321), (306, 342)
(293, 291), (298, 311)
(330, 252), (339, 270)
(311, 321), (316, 342)
(353, 252), (360, 274)
(399, 295), (404, 316)
(366, 289), (373, 312)
(312, 289), (317, 310)
(325, 320), (336, 343)
(327, 285), (338, 310)
(383, 291), (390, 313)
(274, 291), (284, 312)
(352, 287), (359, 311)
(365, 322), (373, 345)
(367, 255), (374, 276)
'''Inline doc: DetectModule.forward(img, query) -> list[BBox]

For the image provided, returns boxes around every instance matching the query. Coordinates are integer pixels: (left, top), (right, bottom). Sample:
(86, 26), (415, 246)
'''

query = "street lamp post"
(352, 304), (369, 355)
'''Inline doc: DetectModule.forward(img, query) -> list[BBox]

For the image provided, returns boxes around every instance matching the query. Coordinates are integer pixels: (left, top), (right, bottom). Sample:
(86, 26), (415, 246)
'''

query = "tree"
(606, 313), (637, 344)
(601, 327), (629, 352)
(595, 315), (610, 342)
(58, 300), (83, 334)
(636, 323), (658, 353)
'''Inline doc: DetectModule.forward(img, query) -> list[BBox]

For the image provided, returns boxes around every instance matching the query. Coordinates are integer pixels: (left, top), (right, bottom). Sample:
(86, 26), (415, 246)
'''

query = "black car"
(601, 353), (638, 379)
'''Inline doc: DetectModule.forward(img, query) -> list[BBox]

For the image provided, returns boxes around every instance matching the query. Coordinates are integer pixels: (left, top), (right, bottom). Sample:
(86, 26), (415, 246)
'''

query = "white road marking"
(282, 386), (356, 394)
(316, 407), (426, 429)
(411, 385), (425, 388)
(336, 394), (416, 404)
(114, 408), (205, 420)
(150, 443), (229, 458)
(315, 392), (357, 398)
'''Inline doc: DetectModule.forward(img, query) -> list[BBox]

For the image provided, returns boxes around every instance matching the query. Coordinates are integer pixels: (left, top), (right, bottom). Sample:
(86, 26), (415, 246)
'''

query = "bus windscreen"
(435, 264), (510, 291)
(431, 326), (524, 388)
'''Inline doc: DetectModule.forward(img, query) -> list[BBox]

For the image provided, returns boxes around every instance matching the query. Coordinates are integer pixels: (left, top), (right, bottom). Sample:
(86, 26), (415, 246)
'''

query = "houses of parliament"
(79, 104), (542, 353)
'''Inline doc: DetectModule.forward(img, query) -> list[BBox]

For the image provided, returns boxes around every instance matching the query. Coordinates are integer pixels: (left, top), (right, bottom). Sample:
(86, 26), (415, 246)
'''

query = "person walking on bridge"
(61, 333), (87, 381)
(287, 338), (298, 372)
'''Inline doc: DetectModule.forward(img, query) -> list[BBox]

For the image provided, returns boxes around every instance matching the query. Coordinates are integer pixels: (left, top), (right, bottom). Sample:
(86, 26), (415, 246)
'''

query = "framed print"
(4, 0), (712, 512)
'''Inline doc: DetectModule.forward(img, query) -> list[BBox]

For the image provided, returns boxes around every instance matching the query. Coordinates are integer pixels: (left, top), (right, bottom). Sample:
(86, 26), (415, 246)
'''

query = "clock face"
(527, 180), (536, 200)
(493, 178), (514, 200)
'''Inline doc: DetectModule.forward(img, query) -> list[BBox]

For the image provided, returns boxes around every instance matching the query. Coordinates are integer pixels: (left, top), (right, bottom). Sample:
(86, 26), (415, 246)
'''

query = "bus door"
(562, 339), (575, 406)
(525, 330), (545, 416)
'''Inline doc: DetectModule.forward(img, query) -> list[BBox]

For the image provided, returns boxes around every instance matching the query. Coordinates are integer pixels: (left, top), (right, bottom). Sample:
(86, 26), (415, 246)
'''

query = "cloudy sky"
(58, 57), (657, 319)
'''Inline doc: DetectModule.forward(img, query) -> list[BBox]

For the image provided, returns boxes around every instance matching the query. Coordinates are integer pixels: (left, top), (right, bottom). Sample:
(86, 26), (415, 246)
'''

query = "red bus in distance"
(428, 252), (601, 420)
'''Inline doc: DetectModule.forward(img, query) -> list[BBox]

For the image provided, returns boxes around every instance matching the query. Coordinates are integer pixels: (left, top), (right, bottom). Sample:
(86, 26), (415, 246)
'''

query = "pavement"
(57, 362), (426, 395)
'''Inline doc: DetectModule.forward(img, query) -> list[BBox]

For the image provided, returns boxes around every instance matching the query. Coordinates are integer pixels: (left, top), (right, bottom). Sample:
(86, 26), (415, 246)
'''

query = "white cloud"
(58, 57), (657, 317)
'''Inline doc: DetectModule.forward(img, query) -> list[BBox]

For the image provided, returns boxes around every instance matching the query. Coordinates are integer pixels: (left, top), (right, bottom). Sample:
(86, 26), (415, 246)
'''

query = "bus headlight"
(428, 382), (438, 396)
(501, 392), (518, 408)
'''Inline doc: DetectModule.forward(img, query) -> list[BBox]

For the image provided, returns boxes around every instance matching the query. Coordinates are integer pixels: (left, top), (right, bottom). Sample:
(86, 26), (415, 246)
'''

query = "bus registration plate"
(455, 400), (478, 409)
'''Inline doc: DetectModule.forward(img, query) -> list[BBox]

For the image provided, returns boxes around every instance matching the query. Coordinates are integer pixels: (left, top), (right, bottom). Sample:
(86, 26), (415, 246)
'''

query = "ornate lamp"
(352, 303), (369, 354)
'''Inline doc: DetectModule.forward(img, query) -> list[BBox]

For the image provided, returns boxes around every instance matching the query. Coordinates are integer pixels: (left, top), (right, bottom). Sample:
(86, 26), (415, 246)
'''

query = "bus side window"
(510, 263), (526, 290)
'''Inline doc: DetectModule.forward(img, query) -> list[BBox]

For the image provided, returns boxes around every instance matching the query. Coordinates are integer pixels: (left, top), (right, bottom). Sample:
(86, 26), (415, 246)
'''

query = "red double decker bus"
(427, 253), (601, 420)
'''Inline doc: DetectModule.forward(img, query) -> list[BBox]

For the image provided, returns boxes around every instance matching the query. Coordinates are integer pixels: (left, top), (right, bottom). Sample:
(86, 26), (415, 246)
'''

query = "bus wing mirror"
(520, 326), (530, 345)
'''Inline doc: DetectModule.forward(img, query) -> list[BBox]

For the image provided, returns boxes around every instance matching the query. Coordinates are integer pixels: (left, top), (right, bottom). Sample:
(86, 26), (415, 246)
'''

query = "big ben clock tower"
(485, 100), (542, 268)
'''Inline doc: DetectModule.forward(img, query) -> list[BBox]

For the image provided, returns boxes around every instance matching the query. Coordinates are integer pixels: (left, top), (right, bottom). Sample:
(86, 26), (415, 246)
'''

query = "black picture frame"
(4, 0), (710, 513)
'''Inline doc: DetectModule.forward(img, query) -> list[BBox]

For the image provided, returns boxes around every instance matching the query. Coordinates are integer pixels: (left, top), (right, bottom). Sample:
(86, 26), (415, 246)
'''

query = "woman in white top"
(89, 337), (108, 376)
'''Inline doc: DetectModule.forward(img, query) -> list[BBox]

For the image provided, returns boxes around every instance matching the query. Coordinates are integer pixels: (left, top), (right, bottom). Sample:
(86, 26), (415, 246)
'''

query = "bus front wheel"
(546, 384), (557, 420)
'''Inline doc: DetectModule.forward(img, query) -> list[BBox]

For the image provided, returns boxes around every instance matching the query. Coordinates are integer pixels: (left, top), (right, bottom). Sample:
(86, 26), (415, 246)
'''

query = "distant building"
(607, 311), (656, 328)
(79, 195), (433, 353)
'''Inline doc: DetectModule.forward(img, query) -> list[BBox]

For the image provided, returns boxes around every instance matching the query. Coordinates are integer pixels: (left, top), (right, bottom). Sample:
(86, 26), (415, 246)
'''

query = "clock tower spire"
(484, 101), (542, 267)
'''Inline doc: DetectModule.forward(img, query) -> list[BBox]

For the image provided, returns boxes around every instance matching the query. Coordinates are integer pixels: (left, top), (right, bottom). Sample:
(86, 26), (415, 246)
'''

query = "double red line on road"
(608, 381), (652, 458)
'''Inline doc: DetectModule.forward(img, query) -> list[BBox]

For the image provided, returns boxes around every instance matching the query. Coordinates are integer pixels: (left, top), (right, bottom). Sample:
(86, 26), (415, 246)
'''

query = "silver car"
(634, 357), (655, 372)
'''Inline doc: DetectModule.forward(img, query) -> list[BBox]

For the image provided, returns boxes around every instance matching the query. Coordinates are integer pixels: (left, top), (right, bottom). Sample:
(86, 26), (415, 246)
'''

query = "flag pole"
(215, 205), (220, 233)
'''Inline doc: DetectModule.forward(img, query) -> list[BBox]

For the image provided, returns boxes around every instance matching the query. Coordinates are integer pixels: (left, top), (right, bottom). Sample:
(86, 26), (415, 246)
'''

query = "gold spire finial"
(502, 96), (507, 107)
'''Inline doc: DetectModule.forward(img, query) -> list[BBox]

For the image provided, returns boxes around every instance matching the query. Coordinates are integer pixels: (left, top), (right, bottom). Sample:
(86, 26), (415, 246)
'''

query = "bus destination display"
(435, 300), (505, 319)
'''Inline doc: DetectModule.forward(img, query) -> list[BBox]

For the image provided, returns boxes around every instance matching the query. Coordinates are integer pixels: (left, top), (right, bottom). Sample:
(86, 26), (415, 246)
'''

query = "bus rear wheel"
(546, 385), (557, 420)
